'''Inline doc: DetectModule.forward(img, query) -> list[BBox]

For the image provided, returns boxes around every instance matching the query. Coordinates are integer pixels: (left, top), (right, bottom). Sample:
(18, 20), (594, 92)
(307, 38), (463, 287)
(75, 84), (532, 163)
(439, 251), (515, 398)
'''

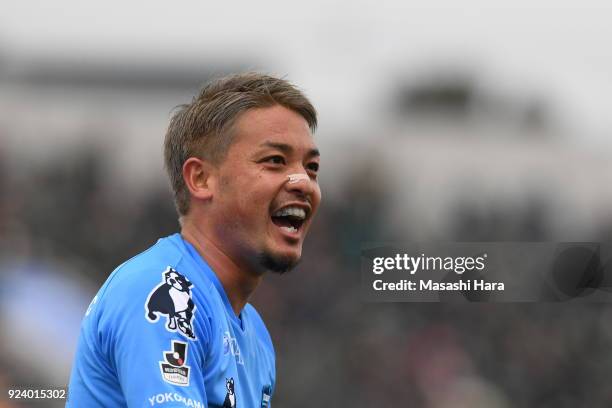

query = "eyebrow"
(260, 141), (320, 158)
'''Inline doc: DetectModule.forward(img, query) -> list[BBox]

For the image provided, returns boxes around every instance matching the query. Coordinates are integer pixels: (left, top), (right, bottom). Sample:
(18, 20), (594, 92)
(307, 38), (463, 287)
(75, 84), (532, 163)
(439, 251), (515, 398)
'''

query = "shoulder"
(89, 235), (185, 325)
(91, 235), (214, 342)
(104, 235), (184, 292)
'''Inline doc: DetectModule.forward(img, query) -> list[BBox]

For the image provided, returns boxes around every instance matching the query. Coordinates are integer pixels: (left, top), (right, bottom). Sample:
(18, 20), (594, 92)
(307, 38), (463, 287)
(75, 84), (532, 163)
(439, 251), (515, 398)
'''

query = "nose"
(288, 173), (309, 184)
(285, 172), (317, 197)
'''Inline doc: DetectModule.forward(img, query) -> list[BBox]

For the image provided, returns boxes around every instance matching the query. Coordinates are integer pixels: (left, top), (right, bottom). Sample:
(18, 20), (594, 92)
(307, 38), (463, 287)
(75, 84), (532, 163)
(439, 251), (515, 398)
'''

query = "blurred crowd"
(2, 138), (612, 407)
(4, 0), (612, 403)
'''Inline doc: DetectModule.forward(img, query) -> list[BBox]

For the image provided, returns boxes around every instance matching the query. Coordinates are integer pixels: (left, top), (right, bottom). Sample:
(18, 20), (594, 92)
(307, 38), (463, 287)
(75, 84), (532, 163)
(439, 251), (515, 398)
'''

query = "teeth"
(280, 226), (297, 233)
(273, 206), (306, 219)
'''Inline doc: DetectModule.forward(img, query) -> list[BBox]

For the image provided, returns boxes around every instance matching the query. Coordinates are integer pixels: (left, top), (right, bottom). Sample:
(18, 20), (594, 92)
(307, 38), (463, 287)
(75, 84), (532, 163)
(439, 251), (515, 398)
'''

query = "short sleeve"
(98, 267), (211, 408)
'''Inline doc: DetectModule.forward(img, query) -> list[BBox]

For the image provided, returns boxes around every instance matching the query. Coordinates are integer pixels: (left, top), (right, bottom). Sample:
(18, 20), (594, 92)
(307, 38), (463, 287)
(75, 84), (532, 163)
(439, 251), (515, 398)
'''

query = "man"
(67, 73), (321, 407)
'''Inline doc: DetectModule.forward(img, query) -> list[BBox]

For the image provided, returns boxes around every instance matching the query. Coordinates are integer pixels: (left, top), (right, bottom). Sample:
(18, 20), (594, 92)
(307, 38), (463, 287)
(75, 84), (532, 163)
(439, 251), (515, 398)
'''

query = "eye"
(262, 155), (286, 165)
(307, 162), (319, 173)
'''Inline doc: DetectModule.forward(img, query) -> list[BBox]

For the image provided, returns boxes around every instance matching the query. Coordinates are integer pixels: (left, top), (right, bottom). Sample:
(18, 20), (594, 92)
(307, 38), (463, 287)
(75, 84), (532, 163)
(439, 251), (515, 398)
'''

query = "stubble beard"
(258, 250), (301, 274)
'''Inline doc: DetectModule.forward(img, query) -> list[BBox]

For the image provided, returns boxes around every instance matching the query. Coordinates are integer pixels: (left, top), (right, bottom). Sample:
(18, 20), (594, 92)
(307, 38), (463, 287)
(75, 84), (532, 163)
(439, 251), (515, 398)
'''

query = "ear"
(182, 157), (216, 203)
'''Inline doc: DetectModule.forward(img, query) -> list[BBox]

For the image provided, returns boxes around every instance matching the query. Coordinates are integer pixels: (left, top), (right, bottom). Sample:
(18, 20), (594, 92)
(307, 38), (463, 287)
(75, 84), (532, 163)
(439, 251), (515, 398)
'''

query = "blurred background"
(2, 1), (612, 406)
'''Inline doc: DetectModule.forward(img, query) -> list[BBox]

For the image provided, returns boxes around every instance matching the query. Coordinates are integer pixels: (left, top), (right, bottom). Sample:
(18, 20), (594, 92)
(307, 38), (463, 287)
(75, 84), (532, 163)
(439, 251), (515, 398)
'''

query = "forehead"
(229, 105), (317, 153)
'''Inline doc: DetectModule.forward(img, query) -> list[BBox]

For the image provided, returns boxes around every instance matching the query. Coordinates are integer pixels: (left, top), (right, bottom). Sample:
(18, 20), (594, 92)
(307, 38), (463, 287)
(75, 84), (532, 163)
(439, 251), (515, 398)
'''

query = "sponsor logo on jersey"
(146, 267), (197, 340)
(261, 385), (272, 407)
(222, 331), (244, 365)
(147, 392), (203, 407)
(159, 340), (190, 386)
(222, 378), (236, 408)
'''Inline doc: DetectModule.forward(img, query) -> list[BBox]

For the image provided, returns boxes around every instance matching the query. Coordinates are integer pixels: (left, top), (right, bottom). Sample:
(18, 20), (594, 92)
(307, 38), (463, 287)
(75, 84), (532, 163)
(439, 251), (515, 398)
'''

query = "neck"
(181, 215), (263, 317)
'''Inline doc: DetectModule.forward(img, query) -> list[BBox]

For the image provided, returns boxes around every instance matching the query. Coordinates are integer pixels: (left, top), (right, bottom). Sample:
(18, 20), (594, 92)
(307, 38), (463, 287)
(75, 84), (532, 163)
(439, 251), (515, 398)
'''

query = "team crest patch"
(159, 340), (190, 386)
(146, 267), (197, 340)
(223, 378), (236, 408)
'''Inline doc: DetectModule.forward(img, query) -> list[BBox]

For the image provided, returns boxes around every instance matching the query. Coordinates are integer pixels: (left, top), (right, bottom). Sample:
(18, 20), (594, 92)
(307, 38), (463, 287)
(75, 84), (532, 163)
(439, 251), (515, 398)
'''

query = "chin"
(258, 249), (301, 274)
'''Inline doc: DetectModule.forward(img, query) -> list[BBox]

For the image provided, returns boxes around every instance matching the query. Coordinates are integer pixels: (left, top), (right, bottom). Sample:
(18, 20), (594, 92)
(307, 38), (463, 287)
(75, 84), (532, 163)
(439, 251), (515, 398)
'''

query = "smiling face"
(209, 104), (321, 274)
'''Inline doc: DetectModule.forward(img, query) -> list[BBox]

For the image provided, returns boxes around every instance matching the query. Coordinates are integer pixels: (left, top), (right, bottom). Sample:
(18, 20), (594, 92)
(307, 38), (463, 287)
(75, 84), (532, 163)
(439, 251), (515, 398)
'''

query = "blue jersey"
(67, 233), (275, 408)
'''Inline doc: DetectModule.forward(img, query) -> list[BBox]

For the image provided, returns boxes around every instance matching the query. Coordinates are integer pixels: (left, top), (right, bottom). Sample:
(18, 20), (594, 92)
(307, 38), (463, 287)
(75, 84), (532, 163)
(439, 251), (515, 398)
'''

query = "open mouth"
(271, 206), (307, 234)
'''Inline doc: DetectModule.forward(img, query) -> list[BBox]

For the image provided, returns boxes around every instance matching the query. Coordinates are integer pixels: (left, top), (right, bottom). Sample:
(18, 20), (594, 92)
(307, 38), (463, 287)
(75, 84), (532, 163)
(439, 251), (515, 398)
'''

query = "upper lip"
(271, 202), (312, 220)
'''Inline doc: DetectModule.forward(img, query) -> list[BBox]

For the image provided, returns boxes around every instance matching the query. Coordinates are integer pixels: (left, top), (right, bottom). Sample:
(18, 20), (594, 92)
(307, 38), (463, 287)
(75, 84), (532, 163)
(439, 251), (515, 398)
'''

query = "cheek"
(312, 184), (322, 211)
(218, 169), (282, 222)
(232, 179), (272, 219)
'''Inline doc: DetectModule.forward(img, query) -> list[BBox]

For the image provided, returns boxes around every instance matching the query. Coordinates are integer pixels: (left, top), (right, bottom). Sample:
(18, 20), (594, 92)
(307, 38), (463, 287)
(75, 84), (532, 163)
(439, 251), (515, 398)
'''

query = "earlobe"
(182, 157), (215, 202)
